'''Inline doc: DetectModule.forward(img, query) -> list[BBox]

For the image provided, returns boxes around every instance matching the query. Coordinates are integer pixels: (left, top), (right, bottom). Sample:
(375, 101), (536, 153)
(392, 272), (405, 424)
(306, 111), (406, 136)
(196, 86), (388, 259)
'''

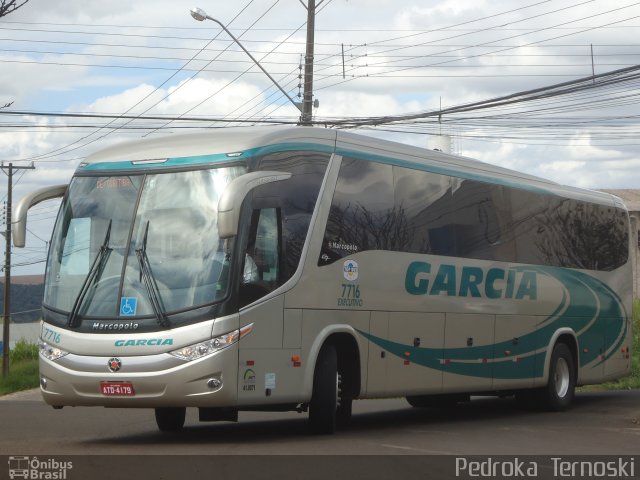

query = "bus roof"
(81, 126), (622, 209)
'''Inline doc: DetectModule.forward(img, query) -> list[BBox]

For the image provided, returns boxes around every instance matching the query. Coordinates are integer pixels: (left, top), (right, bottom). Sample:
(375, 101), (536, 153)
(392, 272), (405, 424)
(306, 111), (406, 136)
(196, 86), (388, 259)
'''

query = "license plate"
(100, 382), (135, 396)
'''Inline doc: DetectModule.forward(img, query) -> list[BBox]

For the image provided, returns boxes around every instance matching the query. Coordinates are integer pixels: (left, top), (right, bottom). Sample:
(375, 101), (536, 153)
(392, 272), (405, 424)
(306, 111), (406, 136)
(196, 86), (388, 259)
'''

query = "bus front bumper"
(38, 344), (239, 408)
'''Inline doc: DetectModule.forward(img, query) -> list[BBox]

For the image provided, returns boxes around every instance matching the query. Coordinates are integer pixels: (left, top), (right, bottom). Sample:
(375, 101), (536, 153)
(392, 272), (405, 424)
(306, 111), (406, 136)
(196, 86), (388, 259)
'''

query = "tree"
(0, 0), (29, 18)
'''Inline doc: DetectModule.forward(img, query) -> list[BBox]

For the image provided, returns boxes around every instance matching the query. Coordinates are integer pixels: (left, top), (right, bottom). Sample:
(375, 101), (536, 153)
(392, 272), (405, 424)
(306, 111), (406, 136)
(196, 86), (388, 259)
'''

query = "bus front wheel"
(155, 407), (186, 432)
(336, 374), (353, 427)
(309, 344), (339, 434)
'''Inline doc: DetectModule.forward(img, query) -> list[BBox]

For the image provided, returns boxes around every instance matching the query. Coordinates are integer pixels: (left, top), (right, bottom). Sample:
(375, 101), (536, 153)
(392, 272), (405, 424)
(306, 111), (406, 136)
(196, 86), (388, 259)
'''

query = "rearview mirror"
(13, 184), (68, 247)
(217, 171), (291, 239)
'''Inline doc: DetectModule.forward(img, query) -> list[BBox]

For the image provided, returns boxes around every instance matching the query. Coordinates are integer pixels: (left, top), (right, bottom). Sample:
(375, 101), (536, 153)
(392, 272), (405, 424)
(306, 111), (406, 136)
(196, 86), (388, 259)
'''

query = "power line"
(0, 0), (637, 160)
(2, 62), (640, 132)
(0, 109), (299, 123)
(143, 0), (296, 136)
(324, 64), (640, 126)
(5, 18), (640, 31)
(6, 1), (262, 165)
(313, 2), (640, 91)
(311, 0), (592, 80)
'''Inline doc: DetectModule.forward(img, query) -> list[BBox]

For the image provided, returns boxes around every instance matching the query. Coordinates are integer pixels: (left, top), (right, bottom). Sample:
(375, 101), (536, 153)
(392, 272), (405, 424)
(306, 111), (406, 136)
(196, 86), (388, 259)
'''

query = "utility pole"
(300, 0), (319, 125)
(2, 162), (35, 377)
(192, 2), (324, 125)
(191, 6), (306, 120)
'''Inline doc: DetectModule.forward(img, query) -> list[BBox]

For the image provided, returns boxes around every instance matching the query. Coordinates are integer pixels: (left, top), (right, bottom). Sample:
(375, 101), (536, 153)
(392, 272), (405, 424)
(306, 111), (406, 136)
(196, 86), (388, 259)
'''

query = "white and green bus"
(14, 127), (632, 434)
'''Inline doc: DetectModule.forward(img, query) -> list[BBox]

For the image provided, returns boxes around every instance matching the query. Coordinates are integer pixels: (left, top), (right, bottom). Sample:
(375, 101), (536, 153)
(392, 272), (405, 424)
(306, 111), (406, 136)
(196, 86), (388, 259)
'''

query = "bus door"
(236, 205), (288, 404)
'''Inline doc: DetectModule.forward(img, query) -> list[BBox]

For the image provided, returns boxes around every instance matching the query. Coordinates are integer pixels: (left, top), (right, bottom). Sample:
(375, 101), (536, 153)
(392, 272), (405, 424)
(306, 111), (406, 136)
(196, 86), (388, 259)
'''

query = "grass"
(0, 339), (40, 396)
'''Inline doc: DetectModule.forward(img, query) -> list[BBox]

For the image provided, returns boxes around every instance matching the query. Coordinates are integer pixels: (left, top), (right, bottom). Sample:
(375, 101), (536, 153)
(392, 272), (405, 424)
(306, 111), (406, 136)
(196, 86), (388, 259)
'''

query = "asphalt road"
(1, 388), (639, 455)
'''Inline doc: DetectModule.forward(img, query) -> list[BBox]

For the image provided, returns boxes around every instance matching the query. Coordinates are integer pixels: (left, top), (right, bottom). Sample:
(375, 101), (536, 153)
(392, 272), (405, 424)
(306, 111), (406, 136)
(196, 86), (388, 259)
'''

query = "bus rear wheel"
(155, 407), (186, 432)
(538, 342), (576, 411)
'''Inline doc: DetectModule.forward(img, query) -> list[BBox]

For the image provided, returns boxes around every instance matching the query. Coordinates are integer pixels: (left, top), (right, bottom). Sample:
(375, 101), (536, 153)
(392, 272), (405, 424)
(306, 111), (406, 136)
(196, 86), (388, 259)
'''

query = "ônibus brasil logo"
(8, 456), (73, 480)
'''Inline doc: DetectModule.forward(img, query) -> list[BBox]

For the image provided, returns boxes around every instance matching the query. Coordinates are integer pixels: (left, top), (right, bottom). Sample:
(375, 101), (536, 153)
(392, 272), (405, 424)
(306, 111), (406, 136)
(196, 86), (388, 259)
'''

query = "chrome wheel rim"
(554, 357), (570, 398)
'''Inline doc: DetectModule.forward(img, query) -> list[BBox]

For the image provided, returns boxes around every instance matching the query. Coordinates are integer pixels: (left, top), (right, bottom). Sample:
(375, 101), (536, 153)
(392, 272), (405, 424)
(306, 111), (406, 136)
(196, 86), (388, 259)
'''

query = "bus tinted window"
(450, 178), (505, 261)
(255, 151), (329, 281)
(321, 156), (628, 272)
(321, 158), (394, 263)
(393, 167), (455, 256)
(512, 193), (628, 271)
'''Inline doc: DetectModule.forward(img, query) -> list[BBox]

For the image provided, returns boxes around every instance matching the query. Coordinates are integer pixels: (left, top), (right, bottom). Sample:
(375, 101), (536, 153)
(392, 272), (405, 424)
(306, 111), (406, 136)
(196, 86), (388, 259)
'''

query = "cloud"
(71, 75), (303, 121)
(5, 0), (640, 274)
(317, 90), (423, 118)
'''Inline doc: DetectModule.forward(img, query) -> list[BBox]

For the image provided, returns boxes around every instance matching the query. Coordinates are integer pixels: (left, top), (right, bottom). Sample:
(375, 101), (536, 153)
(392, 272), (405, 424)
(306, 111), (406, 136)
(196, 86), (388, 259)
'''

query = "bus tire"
(336, 372), (352, 427)
(155, 407), (186, 432)
(538, 342), (576, 411)
(309, 344), (338, 434)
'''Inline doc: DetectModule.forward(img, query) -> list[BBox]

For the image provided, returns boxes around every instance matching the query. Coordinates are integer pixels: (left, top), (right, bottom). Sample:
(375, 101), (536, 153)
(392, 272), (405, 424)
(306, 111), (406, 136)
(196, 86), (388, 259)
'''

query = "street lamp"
(189, 7), (304, 117)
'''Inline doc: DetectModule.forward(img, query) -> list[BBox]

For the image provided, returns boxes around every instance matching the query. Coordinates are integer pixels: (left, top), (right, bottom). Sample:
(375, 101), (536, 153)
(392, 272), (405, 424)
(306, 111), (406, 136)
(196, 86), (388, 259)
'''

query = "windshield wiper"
(68, 220), (112, 328)
(135, 221), (170, 328)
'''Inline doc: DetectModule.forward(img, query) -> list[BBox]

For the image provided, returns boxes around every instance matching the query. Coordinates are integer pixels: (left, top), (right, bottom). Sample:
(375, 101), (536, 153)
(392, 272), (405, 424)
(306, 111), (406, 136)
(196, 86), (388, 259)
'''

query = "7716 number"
(42, 327), (61, 344)
(341, 283), (360, 299)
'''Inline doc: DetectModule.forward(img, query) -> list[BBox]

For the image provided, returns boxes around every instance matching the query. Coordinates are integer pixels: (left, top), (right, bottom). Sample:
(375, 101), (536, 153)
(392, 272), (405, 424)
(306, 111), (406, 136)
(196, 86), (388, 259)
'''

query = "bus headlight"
(38, 340), (69, 361)
(169, 323), (254, 362)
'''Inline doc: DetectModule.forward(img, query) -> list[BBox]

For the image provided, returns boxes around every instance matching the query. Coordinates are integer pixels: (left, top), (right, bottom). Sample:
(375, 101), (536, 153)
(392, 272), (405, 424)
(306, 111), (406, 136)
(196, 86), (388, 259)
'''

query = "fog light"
(40, 376), (47, 390)
(207, 377), (222, 389)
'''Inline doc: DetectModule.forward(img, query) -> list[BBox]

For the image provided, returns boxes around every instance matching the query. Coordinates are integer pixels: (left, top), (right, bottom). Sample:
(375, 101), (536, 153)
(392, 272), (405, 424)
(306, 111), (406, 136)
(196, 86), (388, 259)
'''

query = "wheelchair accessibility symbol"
(120, 297), (138, 316)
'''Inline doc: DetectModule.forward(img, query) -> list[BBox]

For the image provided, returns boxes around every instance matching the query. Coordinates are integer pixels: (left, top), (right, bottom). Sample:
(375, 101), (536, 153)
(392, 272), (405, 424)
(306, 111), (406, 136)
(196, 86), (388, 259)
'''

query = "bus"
(14, 127), (632, 434)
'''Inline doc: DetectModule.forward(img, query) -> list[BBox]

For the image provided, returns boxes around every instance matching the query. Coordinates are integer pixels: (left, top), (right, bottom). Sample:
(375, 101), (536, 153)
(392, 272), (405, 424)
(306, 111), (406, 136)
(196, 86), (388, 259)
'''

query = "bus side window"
(239, 207), (282, 307)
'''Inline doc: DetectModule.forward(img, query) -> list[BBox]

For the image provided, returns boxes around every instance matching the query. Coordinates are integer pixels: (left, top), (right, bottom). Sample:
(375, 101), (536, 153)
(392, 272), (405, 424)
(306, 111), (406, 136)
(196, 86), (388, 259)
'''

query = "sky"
(1, 0), (639, 275)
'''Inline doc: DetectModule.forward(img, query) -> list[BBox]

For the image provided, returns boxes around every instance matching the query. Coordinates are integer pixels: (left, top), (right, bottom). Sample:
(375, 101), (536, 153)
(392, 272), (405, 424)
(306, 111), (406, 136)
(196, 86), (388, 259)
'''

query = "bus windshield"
(44, 165), (246, 319)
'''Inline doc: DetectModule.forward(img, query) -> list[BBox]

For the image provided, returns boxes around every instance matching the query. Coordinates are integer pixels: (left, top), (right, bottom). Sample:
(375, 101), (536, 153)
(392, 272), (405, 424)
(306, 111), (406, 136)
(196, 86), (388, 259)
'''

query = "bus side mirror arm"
(13, 184), (68, 248)
(217, 171), (291, 239)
